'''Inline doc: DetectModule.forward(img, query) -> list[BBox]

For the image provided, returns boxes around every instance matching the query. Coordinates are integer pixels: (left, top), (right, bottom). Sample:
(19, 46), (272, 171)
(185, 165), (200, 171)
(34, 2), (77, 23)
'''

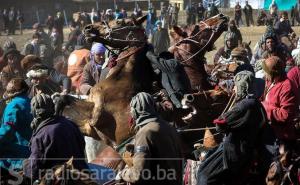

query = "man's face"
(282, 14), (288, 20)
(266, 38), (275, 51)
(226, 39), (233, 49)
(31, 76), (47, 86)
(94, 53), (105, 64)
(7, 54), (18, 66)
(157, 24), (162, 30)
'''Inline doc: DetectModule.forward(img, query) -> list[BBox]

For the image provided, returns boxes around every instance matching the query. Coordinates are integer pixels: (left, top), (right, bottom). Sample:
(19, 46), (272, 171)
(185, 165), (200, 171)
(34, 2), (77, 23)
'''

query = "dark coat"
(146, 51), (191, 108)
(197, 97), (274, 185)
(151, 28), (170, 55)
(23, 116), (88, 180)
(274, 20), (294, 37)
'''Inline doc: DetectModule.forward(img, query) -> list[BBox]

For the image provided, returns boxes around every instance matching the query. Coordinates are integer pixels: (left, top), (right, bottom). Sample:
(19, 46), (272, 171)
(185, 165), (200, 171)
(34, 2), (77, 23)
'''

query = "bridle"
(174, 20), (225, 63)
(102, 20), (147, 48)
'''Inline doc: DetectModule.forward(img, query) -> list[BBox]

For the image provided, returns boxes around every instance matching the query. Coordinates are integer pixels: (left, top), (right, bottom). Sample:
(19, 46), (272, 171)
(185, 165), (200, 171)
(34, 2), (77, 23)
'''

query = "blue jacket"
(0, 95), (33, 170)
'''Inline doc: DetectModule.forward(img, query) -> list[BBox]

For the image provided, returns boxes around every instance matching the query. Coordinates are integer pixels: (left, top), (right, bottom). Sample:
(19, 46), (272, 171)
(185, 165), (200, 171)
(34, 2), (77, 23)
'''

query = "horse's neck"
(174, 46), (210, 90)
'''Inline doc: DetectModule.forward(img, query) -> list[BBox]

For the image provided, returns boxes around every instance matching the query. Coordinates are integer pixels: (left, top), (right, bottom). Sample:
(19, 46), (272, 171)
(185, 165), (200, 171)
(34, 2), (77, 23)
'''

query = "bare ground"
(1, 26), (300, 64)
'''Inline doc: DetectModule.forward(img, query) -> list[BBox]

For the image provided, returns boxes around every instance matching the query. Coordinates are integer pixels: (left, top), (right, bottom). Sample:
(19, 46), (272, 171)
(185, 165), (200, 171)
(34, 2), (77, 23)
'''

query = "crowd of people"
(0, 1), (299, 184)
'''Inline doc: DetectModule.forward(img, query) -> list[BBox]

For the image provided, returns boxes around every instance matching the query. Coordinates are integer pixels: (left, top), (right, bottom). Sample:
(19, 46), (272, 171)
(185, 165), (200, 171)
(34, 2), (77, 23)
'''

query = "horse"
(60, 15), (154, 148)
(169, 14), (229, 91)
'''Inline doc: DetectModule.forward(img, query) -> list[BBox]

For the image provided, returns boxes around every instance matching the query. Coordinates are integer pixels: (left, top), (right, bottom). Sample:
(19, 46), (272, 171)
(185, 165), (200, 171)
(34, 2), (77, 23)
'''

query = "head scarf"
(91, 43), (106, 55)
(130, 92), (159, 129)
(234, 70), (255, 100)
(30, 93), (55, 130)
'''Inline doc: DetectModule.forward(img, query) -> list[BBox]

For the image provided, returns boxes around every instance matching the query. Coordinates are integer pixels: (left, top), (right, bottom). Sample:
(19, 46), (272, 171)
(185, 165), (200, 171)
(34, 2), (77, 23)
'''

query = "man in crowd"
(274, 11), (295, 39)
(287, 55), (300, 109)
(8, 7), (16, 35)
(261, 56), (297, 148)
(80, 43), (108, 95)
(151, 20), (170, 55)
(0, 48), (24, 88)
(243, 1), (254, 27)
(0, 78), (32, 170)
(54, 12), (65, 43)
(23, 93), (88, 180)
(63, 22), (82, 53)
(26, 64), (71, 98)
(22, 33), (42, 56)
(197, 2), (206, 22)
(116, 92), (182, 185)
(32, 23), (51, 47)
(234, 2), (242, 27)
(224, 19), (243, 47)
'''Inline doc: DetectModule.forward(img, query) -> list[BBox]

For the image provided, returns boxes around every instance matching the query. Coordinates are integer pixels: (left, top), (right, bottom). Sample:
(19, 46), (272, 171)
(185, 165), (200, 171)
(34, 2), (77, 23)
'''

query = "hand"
(60, 89), (68, 95)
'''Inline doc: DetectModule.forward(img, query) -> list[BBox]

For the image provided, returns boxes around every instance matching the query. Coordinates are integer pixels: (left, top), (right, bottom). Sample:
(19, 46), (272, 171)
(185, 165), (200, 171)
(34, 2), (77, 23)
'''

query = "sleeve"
(269, 83), (296, 123)
(120, 130), (151, 183)
(23, 137), (45, 180)
(214, 103), (249, 133)
(0, 105), (19, 145)
(50, 69), (71, 93)
(146, 51), (161, 70)
(79, 64), (93, 95)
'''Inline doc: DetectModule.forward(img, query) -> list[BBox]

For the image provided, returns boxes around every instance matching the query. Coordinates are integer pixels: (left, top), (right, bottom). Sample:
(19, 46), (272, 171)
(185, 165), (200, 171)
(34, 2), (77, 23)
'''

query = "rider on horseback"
(197, 71), (274, 185)
(116, 92), (183, 185)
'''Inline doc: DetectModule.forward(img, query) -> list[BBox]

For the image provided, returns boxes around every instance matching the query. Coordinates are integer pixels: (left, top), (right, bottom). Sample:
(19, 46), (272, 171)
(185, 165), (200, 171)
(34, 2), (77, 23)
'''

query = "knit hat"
(130, 92), (159, 129)
(234, 70), (255, 100)
(262, 56), (285, 77)
(21, 55), (42, 72)
(31, 93), (55, 120)
(91, 43), (106, 54)
(26, 64), (49, 78)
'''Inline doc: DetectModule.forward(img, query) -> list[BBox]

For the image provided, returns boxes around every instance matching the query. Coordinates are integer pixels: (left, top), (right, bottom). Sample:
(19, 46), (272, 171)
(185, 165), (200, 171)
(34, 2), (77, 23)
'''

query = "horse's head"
(84, 15), (148, 48)
(170, 14), (229, 56)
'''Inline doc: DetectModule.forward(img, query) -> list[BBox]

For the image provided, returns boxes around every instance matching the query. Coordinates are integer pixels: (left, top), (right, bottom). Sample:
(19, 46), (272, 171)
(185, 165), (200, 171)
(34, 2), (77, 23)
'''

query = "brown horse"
(169, 14), (229, 91)
(61, 15), (154, 148)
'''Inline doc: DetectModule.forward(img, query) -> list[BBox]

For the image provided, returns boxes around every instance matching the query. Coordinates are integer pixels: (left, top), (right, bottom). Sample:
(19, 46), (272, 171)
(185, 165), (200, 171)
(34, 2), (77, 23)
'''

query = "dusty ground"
(1, 26), (300, 64)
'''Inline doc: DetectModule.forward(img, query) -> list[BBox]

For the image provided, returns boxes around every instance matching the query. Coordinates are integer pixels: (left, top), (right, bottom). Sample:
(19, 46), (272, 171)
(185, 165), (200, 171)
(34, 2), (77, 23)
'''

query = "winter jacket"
(197, 96), (274, 185)
(262, 76), (297, 140)
(287, 66), (300, 108)
(67, 49), (90, 92)
(0, 95), (32, 170)
(120, 121), (182, 185)
(23, 116), (88, 180)
(146, 51), (191, 108)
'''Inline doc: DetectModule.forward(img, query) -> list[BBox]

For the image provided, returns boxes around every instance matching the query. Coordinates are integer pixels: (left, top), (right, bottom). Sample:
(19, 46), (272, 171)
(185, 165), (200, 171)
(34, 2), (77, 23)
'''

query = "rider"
(0, 78), (32, 171)
(197, 70), (272, 185)
(224, 19), (243, 47)
(116, 92), (183, 185)
(146, 49), (191, 109)
(214, 34), (238, 64)
(23, 93), (88, 180)
(80, 43), (109, 95)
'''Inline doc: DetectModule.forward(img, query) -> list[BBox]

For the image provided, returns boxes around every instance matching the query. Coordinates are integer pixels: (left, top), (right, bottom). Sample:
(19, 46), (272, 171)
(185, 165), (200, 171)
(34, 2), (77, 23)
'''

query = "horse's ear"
(134, 15), (147, 25)
(172, 25), (187, 38)
(248, 41), (251, 46)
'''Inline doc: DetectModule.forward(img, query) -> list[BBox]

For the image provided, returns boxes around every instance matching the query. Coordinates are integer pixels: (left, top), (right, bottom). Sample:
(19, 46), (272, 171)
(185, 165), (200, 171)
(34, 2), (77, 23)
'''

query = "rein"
(116, 47), (143, 62)
(173, 20), (222, 63)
